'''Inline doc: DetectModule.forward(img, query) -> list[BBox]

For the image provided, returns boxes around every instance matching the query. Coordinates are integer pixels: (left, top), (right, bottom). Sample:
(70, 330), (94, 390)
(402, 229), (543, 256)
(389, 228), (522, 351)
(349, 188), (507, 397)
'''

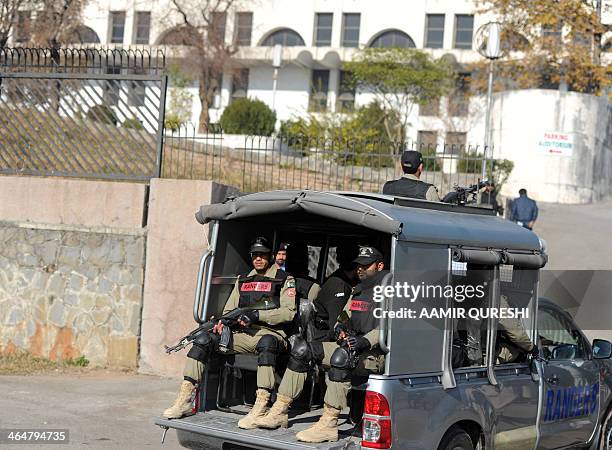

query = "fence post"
(155, 73), (169, 178)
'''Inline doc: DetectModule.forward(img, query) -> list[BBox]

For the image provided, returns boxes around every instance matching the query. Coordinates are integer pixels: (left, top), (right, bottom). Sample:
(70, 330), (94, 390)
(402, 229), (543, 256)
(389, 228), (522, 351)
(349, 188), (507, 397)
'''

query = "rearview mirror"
(551, 344), (577, 360)
(593, 339), (612, 359)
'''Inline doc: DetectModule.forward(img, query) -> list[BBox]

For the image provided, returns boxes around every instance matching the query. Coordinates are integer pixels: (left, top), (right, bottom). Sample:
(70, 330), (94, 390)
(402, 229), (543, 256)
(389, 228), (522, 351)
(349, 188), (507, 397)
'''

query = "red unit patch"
(350, 300), (371, 311)
(241, 282), (272, 292)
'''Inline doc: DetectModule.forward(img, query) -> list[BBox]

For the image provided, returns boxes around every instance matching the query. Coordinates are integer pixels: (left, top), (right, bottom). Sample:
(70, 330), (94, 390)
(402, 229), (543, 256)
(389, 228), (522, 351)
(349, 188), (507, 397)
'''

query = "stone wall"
(0, 223), (145, 367)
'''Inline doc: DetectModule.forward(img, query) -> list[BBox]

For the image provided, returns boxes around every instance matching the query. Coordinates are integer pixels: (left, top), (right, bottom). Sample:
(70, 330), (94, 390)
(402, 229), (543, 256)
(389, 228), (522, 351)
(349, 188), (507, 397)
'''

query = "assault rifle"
(164, 297), (276, 354)
(334, 311), (361, 370)
(442, 179), (490, 206)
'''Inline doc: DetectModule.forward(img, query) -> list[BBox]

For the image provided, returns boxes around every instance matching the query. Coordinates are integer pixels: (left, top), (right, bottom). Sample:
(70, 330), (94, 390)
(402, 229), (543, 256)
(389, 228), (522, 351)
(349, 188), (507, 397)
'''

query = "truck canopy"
(196, 190), (542, 252)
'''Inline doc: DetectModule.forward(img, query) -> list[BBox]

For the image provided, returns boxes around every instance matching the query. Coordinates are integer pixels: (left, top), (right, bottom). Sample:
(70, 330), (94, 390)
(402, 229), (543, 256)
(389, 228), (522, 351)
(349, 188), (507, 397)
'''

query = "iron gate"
(0, 47), (168, 181)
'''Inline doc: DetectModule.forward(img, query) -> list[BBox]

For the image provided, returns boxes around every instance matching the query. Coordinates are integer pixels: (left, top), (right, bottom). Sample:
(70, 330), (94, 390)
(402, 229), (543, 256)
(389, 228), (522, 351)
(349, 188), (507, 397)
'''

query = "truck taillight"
(362, 391), (392, 449)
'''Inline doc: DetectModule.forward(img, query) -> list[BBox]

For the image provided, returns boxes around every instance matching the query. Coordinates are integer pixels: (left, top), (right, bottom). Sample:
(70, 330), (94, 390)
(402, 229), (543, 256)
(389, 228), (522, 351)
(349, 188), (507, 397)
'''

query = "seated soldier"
(283, 241), (320, 303)
(162, 236), (296, 430)
(497, 294), (534, 363)
(255, 246), (385, 444)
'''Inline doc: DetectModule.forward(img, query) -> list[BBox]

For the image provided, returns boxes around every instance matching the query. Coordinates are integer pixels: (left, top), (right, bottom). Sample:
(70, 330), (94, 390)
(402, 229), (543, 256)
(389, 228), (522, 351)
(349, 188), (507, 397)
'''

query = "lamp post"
(475, 22), (503, 181)
(272, 44), (282, 111)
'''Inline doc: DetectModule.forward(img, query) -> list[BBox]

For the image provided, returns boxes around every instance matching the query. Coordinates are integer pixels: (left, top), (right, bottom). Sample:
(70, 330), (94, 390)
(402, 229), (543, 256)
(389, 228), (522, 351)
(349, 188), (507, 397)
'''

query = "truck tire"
(601, 408), (612, 450)
(438, 427), (475, 450)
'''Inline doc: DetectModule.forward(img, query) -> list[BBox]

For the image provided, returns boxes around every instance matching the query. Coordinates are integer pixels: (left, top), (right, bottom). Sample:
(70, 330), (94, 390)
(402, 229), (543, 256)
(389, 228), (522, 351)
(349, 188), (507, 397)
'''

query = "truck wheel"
(438, 427), (474, 450)
(601, 409), (612, 450)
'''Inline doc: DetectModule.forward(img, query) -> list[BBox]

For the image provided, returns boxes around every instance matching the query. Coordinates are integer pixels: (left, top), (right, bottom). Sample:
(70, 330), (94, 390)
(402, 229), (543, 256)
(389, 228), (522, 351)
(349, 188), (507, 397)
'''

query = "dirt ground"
(0, 368), (185, 449)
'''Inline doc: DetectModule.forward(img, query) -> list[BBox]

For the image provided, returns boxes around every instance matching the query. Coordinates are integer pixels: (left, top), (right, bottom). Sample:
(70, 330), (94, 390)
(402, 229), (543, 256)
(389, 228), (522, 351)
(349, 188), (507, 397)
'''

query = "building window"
(129, 68), (146, 107)
(448, 73), (470, 117)
(314, 13), (333, 46)
(336, 71), (355, 112)
(109, 11), (126, 44)
(231, 69), (249, 101)
(104, 66), (121, 106)
(417, 130), (438, 151)
(16, 10), (31, 43)
(341, 13), (360, 47)
(454, 15), (473, 49)
(542, 23), (562, 46)
(425, 14), (445, 48)
(309, 70), (329, 112)
(133, 11), (151, 45)
(235, 12), (252, 46)
(211, 12), (227, 45)
(445, 132), (467, 154)
(419, 98), (440, 117)
(261, 28), (305, 46)
(369, 30), (416, 48)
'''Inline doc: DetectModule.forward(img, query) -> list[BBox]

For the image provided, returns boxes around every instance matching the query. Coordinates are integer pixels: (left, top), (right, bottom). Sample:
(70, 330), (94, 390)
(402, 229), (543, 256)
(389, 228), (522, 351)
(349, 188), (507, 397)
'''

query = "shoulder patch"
(287, 288), (296, 297)
(287, 279), (296, 288)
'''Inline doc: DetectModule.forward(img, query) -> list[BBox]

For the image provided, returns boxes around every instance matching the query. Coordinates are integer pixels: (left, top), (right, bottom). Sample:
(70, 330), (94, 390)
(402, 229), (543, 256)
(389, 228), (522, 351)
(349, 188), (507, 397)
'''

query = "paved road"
(0, 371), (184, 449)
(532, 199), (612, 270)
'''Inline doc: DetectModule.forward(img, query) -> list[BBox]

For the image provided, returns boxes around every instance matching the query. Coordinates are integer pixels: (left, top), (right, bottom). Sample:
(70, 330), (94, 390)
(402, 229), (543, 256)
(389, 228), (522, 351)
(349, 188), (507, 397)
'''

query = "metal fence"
(0, 47), (167, 181)
(163, 126), (501, 196)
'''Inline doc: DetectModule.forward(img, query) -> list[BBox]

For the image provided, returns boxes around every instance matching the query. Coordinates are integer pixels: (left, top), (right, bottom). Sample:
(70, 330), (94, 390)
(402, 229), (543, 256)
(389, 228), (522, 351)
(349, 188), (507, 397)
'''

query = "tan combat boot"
(162, 380), (196, 419)
(295, 404), (341, 443)
(255, 394), (293, 429)
(238, 389), (271, 429)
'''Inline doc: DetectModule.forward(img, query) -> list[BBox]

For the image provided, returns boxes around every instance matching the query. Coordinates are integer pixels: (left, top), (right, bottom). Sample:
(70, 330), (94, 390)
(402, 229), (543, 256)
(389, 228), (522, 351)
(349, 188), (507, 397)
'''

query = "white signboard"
(537, 131), (574, 156)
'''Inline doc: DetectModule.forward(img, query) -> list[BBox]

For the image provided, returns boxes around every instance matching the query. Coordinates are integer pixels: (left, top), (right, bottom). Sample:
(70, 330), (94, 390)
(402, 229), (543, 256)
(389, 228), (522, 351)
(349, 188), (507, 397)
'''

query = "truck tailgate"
(155, 409), (361, 450)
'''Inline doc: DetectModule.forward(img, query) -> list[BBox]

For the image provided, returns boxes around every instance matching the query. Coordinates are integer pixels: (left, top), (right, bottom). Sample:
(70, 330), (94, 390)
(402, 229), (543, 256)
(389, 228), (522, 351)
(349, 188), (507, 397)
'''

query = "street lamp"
(475, 22), (503, 181)
(272, 44), (282, 110)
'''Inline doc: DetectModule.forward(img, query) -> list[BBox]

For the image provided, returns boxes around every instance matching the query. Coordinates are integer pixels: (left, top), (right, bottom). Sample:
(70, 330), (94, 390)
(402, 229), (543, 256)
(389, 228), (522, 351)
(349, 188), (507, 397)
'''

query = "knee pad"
(187, 331), (217, 362)
(256, 335), (280, 366)
(287, 337), (311, 373)
(328, 347), (352, 382)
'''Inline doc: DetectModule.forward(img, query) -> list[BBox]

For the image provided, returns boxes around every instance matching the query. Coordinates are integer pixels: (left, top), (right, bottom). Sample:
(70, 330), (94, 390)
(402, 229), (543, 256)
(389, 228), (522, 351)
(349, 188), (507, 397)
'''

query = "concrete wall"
(0, 176), (147, 367)
(0, 224), (145, 367)
(139, 179), (239, 378)
(0, 175), (235, 372)
(491, 90), (612, 204)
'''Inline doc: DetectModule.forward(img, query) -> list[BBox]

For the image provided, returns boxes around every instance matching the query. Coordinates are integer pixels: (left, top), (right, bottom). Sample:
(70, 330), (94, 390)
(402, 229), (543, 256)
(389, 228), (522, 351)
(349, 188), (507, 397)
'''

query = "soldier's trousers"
(277, 341), (385, 410)
(183, 328), (286, 390)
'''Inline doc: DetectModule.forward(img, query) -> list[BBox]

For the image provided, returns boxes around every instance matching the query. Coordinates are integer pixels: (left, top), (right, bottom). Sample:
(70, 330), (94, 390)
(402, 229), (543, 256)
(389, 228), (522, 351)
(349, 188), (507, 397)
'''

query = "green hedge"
(219, 98), (276, 136)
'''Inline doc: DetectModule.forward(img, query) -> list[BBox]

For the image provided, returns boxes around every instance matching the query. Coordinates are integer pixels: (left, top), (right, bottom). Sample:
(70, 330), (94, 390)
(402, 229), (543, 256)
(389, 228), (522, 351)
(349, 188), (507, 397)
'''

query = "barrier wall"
(0, 176), (147, 367)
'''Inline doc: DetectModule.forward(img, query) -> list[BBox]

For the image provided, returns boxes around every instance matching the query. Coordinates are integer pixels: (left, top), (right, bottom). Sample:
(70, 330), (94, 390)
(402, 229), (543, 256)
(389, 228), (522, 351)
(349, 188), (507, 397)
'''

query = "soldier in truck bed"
(382, 150), (441, 201)
(254, 245), (384, 444)
(162, 236), (296, 430)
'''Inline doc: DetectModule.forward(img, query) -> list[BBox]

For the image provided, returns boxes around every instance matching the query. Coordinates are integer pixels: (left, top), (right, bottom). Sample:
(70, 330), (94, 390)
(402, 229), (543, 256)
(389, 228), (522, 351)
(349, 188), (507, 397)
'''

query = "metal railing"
(163, 125), (499, 196)
(0, 47), (167, 181)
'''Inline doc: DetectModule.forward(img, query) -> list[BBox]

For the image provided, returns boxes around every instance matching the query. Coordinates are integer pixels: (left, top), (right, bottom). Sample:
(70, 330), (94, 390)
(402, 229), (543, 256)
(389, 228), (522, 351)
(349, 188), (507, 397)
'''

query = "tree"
(343, 48), (456, 143)
(474, 0), (611, 95)
(164, 0), (239, 133)
(32, 0), (87, 48)
(0, 0), (27, 47)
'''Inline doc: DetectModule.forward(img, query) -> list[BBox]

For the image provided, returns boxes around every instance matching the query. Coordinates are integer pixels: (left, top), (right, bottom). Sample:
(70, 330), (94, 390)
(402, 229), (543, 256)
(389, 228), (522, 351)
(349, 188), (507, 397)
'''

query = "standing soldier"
(382, 150), (441, 201)
(254, 246), (386, 444)
(162, 236), (296, 430)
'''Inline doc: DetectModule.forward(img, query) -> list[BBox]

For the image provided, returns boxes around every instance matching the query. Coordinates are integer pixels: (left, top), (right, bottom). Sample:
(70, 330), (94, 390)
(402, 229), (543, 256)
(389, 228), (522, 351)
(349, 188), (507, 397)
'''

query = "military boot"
(162, 380), (196, 419)
(255, 394), (293, 429)
(238, 389), (271, 429)
(295, 404), (341, 443)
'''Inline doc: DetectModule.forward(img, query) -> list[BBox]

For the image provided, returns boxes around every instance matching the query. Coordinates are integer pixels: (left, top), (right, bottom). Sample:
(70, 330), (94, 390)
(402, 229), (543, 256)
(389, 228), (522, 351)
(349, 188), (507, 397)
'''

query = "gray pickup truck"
(156, 190), (612, 450)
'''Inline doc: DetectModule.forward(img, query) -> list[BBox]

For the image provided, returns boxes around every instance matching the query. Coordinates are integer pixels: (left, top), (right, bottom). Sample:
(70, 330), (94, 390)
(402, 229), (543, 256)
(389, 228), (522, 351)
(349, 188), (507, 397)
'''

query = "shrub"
(123, 117), (143, 130)
(86, 104), (118, 126)
(219, 98), (276, 136)
(164, 114), (182, 132)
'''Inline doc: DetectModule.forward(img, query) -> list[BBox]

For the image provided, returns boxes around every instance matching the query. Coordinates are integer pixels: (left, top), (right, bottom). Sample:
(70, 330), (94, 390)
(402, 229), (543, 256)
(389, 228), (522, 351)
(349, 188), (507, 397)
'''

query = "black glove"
(346, 336), (371, 353)
(529, 346), (540, 359)
(333, 322), (347, 341)
(238, 310), (259, 327)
